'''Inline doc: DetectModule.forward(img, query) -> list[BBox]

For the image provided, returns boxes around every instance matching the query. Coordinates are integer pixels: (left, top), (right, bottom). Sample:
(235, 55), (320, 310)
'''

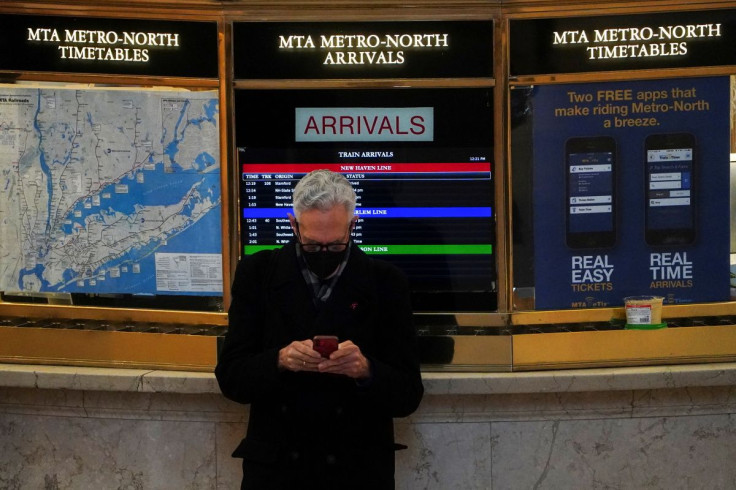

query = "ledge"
(2, 362), (736, 396)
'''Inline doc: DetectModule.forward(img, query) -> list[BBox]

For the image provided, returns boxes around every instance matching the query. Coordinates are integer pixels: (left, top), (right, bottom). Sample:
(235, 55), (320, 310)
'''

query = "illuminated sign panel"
(234, 21), (493, 79)
(236, 88), (495, 312)
(0, 15), (218, 78)
(511, 9), (736, 76)
(295, 107), (434, 142)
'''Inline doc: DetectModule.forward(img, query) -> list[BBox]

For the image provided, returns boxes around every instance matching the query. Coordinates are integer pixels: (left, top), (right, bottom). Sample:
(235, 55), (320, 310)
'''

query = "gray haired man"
(216, 169), (424, 490)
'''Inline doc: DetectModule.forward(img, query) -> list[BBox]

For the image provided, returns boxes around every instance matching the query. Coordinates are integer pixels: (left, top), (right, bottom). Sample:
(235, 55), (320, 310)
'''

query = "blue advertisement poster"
(532, 77), (730, 309)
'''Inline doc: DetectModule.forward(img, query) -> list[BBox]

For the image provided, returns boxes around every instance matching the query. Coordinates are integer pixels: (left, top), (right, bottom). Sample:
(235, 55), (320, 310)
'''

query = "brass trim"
(0, 0), (735, 374)
(513, 324), (736, 371)
(496, 16), (512, 312)
(0, 303), (227, 325)
(422, 334), (513, 372)
(414, 312), (510, 327)
(501, 0), (732, 16)
(0, 71), (219, 88)
(454, 313), (509, 327)
(232, 78), (495, 89)
(219, 19), (236, 310)
(1, 0), (224, 20)
(0, 327), (218, 372)
(510, 67), (736, 86)
(512, 302), (736, 325)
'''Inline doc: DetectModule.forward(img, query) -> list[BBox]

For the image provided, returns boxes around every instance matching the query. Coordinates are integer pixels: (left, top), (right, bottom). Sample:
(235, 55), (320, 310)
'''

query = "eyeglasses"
(294, 222), (351, 253)
(299, 242), (349, 253)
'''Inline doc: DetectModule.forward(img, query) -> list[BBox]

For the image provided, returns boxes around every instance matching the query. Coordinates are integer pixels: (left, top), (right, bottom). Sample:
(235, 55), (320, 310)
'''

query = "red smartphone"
(313, 335), (338, 358)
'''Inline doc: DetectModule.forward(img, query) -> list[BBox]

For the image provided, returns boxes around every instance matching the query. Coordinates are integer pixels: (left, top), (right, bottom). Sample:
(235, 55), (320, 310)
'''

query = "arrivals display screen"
(236, 89), (496, 311)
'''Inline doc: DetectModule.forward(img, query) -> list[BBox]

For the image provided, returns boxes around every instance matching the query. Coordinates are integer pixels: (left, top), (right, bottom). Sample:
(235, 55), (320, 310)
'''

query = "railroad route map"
(0, 86), (222, 295)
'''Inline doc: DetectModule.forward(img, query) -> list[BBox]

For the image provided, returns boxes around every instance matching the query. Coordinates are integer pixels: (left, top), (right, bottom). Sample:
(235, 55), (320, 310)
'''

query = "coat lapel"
(320, 245), (376, 341)
(266, 242), (376, 341)
(268, 242), (316, 340)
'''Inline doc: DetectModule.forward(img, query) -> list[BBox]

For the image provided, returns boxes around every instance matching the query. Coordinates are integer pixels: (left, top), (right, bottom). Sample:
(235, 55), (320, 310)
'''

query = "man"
(215, 169), (424, 489)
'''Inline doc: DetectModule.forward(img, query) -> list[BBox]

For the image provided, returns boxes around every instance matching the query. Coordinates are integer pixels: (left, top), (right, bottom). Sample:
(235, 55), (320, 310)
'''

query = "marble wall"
(396, 387), (736, 489)
(1, 366), (736, 489)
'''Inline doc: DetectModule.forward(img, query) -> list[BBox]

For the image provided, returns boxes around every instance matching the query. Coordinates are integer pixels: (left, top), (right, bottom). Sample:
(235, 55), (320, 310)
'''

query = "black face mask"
(302, 248), (347, 280)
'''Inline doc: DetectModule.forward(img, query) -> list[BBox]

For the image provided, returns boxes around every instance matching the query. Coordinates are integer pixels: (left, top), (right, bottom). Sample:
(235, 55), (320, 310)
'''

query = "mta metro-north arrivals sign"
(234, 21), (493, 79)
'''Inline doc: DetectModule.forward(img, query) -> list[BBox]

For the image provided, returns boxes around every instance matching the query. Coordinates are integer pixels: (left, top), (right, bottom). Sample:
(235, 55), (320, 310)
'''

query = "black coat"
(215, 242), (424, 490)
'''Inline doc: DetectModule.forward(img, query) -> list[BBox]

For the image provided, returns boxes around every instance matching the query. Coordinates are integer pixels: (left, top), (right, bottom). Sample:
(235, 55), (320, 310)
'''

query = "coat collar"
(270, 241), (373, 298)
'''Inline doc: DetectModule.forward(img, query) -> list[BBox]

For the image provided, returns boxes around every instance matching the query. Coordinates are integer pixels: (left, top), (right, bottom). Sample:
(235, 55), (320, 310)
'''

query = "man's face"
(291, 206), (353, 246)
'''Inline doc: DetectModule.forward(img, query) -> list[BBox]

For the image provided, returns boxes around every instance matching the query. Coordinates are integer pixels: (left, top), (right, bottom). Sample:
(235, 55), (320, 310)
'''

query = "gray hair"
(292, 169), (356, 219)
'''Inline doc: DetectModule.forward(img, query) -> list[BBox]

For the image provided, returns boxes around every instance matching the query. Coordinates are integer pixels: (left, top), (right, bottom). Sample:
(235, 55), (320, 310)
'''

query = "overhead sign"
(234, 21), (493, 79)
(0, 14), (218, 78)
(511, 9), (736, 76)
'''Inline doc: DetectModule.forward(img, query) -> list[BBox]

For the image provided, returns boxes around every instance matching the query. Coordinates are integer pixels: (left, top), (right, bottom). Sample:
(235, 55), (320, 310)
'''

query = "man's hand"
(278, 339), (323, 372)
(318, 340), (371, 379)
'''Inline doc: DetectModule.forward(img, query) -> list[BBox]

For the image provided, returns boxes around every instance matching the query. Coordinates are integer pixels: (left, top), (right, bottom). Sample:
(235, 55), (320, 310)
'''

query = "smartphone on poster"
(313, 335), (338, 358)
(644, 133), (696, 246)
(565, 136), (617, 249)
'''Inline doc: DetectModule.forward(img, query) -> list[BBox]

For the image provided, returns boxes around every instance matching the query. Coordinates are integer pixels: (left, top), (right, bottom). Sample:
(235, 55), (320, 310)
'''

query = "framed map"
(0, 85), (222, 296)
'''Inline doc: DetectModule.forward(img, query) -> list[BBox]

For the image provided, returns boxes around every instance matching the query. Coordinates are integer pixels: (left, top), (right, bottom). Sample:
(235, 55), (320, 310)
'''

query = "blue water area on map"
(61, 162), (219, 226)
(18, 263), (51, 291)
(55, 206), (222, 295)
(33, 94), (54, 237)
(164, 139), (181, 167)
(194, 152), (216, 171)
(204, 100), (218, 120)
(52, 161), (221, 295)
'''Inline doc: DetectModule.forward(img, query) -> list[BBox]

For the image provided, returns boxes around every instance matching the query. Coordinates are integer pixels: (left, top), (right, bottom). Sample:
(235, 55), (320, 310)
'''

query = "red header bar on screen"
(241, 163), (491, 173)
